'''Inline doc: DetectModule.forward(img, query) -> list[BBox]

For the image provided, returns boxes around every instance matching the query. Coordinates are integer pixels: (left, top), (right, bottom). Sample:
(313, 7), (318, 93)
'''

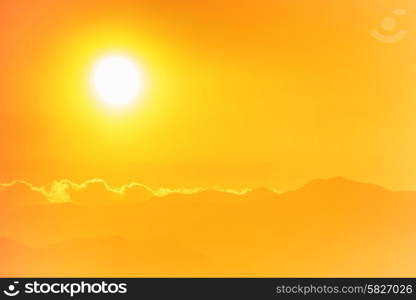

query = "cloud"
(0, 178), (252, 205)
(0, 179), (153, 205)
(0, 180), (49, 209)
(46, 181), (71, 203)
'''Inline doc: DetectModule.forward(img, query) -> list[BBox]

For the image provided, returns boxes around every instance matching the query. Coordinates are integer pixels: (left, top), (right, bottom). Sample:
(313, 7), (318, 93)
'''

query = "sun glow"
(92, 54), (143, 108)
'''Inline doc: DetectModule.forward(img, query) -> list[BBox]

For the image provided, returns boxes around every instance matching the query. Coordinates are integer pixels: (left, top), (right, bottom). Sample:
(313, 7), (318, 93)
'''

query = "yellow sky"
(0, 0), (415, 191)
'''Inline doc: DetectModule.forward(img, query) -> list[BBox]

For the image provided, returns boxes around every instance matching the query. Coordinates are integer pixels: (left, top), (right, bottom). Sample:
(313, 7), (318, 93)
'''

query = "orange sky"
(1, 0), (416, 191)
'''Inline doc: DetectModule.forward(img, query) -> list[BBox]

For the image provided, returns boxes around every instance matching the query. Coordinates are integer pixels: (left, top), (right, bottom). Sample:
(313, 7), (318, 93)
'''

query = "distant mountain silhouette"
(0, 237), (207, 276)
(1, 177), (415, 276)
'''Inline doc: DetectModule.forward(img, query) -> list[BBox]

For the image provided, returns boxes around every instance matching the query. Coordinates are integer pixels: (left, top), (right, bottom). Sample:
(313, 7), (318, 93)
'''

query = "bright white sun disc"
(92, 55), (143, 107)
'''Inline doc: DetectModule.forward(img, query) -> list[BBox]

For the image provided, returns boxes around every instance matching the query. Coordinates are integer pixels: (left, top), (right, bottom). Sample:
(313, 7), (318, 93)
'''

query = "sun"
(92, 54), (143, 108)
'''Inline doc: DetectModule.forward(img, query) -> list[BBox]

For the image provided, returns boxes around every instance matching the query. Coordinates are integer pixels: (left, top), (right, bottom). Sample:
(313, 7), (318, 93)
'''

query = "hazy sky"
(1, 0), (415, 190)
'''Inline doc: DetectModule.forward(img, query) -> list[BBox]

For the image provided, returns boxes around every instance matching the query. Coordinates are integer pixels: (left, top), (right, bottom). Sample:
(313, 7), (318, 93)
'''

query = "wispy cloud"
(0, 178), (253, 204)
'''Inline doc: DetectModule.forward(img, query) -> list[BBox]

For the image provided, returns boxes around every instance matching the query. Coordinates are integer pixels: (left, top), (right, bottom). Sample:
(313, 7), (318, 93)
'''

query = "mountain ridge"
(1, 176), (416, 276)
